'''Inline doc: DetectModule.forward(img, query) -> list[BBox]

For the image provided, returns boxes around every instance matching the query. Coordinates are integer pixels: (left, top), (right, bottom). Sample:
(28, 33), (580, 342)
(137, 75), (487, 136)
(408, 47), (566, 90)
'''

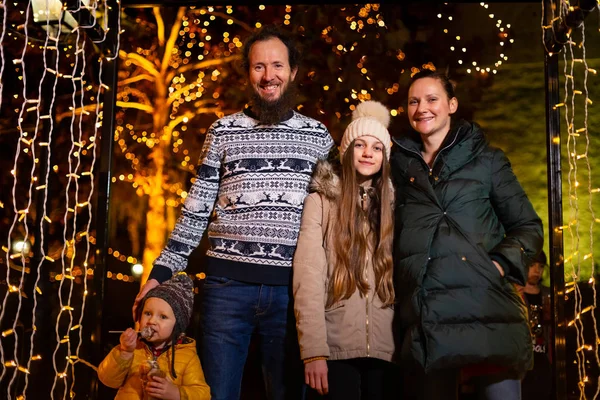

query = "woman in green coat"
(391, 70), (543, 400)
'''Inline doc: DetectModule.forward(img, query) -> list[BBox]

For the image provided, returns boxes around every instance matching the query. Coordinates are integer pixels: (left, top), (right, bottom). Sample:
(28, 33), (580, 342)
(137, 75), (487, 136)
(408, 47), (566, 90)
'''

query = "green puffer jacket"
(391, 120), (543, 376)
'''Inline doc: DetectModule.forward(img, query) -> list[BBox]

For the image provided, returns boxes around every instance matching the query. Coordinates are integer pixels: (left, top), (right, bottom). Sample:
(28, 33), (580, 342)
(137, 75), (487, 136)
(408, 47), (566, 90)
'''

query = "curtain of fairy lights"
(544, 0), (599, 397)
(0, 1), (119, 398)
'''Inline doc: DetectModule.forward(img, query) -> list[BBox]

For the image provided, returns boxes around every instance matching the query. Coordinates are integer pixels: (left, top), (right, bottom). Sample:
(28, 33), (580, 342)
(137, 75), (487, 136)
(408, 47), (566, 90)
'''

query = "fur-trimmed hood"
(308, 160), (342, 200)
(308, 159), (394, 201)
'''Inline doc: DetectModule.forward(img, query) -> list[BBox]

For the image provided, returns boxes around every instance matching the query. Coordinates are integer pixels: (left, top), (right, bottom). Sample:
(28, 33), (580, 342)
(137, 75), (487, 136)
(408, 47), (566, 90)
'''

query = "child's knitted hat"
(138, 272), (194, 337)
(339, 101), (392, 160)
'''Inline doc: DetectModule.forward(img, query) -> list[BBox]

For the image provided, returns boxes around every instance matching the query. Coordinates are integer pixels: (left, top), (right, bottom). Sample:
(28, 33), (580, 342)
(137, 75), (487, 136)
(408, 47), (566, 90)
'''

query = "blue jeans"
(473, 373), (521, 400)
(419, 368), (521, 400)
(199, 276), (302, 400)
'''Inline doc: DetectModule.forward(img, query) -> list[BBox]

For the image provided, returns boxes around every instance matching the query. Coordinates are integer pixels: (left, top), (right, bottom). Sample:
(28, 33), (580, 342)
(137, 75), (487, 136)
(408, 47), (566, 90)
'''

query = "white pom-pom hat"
(339, 100), (392, 160)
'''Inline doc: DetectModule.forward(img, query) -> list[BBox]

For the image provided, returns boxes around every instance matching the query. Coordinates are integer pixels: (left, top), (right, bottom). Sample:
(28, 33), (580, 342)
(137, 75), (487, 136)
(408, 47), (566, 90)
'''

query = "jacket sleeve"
(97, 346), (133, 389)
(149, 125), (222, 283)
(178, 354), (211, 400)
(293, 194), (330, 360)
(489, 148), (543, 286)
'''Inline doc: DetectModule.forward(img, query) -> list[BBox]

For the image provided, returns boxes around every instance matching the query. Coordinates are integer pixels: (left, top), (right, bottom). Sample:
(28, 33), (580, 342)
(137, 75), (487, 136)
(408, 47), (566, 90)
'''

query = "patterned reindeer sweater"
(149, 109), (333, 285)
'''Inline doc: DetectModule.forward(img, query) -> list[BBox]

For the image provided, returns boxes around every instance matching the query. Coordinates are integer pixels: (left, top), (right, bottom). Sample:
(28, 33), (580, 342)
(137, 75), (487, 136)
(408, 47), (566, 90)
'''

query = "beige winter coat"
(293, 160), (395, 362)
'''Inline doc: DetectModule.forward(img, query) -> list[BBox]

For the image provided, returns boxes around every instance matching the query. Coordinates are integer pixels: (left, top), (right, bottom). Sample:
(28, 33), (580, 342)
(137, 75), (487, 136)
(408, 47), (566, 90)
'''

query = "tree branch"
(191, 10), (254, 33)
(153, 7), (165, 47)
(119, 74), (155, 86)
(119, 87), (152, 106)
(161, 7), (187, 76)
(167, 84), (213, 107)
(193, 99), (218, 108)
(116, 101), (154, 114)
(119, 50), (160, 77)
(167, 111), (195, 132)
(56, 104), (100, 123)
(176, 54), (241, 75)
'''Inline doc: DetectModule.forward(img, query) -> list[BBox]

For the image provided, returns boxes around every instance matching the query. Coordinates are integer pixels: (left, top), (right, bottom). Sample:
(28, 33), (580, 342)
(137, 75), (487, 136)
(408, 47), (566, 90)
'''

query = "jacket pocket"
(473, 244), (504, 281)
(324, 300), (350, 352)
(325, 301), (346, 312)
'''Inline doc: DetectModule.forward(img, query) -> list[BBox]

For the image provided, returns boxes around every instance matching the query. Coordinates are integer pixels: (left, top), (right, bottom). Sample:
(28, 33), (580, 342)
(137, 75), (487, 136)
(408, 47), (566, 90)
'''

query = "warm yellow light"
(132, 264), (144, 277)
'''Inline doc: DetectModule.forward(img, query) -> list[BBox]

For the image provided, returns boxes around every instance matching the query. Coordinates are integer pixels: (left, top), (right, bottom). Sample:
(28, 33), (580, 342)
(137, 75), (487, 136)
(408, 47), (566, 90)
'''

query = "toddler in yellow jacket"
(98, 273), (210, 399)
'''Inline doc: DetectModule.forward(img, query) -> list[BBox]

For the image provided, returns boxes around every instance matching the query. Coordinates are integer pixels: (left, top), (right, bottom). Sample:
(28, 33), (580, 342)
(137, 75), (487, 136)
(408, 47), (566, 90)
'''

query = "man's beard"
(249, 81), (298, 125)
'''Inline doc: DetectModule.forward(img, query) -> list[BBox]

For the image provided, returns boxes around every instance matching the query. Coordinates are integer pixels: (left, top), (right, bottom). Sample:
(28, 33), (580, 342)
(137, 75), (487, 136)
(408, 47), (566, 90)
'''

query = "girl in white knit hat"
(292, 101), (400, 399)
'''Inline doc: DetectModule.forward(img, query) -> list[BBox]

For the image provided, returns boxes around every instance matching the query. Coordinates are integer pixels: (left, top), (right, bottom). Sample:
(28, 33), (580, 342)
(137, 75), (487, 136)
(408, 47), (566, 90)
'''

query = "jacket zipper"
(365, 255), (370, 357)
(395, 131), (460, 178)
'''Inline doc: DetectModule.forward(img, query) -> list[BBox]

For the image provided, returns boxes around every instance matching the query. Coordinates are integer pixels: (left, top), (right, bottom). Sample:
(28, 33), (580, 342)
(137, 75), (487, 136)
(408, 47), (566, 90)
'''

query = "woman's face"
(352, 136), (384, 182)
(407, 77), (458, 138)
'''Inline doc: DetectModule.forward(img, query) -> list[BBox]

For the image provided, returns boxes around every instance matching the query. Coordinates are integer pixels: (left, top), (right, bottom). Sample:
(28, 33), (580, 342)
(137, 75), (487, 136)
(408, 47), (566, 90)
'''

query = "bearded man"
(133, 25), (333, 400)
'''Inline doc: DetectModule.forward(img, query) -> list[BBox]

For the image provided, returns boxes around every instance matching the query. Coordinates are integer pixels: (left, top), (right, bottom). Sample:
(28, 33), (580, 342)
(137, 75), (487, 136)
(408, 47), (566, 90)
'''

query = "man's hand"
(305, 359), (328, 395)
(133, 279), (160, 320)
(493, 261), (505, 277)
(145, 376), (180, 400)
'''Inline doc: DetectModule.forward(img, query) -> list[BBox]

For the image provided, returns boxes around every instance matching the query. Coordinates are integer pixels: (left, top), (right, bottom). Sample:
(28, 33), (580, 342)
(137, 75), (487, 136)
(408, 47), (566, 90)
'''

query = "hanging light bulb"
(12, 240), (31, 254)
(31, 0), (91, 33)
(131, 264), (144, 277)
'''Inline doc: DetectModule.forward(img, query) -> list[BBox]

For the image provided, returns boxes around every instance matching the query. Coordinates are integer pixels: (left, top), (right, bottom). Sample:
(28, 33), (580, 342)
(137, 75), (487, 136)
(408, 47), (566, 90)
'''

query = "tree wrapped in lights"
(111, 6), (254, 284)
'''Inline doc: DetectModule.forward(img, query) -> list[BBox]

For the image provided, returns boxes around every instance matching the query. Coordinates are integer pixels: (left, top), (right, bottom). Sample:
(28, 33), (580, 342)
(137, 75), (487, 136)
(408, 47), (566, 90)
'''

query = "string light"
(0, 0), (7, 112)
(104, 248), (204, 283)
(1, 1), (35, 392)
(0, 1), (116, 398)
(545, 0), (600, 395)
(438, 3), (514, 74)
(22, 0), (58, 396)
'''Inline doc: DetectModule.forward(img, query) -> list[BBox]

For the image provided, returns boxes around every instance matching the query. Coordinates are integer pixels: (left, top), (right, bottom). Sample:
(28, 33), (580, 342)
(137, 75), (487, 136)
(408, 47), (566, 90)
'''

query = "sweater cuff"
(148, 265), (173, 284)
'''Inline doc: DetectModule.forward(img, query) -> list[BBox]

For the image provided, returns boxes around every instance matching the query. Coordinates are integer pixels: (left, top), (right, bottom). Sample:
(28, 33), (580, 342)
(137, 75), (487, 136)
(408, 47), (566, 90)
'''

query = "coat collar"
(309, 159), (394, 203)
(308, 159), (342, 201)
(391, 120), (488, 178)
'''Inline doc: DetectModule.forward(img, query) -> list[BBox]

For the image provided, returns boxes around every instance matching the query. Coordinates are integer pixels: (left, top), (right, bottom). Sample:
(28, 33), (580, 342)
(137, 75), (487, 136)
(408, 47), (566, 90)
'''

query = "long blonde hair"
(327, 142), (395, 307)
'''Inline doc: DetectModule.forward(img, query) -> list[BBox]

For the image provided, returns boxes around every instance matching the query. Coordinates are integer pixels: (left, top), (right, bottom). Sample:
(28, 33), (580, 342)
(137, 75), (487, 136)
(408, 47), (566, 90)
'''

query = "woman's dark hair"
(241, 24), (301, 73)
(411, 69), (456, 100)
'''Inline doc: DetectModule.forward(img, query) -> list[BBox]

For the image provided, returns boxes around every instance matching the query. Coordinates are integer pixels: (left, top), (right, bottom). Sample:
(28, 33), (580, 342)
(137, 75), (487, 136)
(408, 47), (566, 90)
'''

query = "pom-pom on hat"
(138, 272), (194, 338)
(339, 100), (392, 160)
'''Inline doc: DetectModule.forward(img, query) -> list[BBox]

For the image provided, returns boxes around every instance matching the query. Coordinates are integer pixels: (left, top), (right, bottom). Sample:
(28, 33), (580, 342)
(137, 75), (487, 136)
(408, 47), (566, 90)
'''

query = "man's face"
(248, 37), (297, 103)
(527, 262), (544, 286)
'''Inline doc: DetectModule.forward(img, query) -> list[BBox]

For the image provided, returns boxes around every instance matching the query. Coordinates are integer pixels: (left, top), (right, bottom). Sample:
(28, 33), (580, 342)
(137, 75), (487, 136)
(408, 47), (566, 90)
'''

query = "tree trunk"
(140, 79), (169, 284)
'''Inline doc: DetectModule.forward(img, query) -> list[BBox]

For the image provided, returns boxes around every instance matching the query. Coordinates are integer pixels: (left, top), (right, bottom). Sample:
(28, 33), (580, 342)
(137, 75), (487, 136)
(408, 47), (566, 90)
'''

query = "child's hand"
(145, 376), (180, 400)
(305, 359), (328, 395)
(119, 328), (138, 353)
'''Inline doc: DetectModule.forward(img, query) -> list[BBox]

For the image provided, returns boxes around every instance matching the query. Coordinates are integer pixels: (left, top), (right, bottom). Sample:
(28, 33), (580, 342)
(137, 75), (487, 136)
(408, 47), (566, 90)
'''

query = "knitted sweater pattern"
(154, 110), (333, 274)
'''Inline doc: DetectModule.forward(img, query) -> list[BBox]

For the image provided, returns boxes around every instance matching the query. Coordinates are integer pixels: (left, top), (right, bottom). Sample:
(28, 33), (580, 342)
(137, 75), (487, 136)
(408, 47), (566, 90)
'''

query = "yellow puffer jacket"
(98, 337), (210, 400)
